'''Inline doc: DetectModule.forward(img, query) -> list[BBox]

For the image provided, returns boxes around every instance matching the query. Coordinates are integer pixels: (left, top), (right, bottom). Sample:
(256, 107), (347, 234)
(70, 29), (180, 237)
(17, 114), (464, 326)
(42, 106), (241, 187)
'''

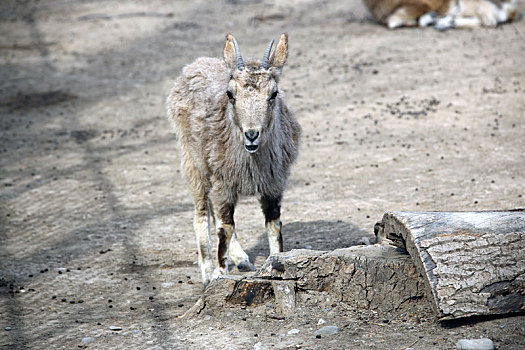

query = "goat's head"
(223, 33), (288, 153)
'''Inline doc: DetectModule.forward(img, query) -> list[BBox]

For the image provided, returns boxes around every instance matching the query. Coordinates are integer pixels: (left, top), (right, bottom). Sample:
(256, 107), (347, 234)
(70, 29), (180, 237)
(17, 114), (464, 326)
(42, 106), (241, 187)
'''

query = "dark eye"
(269, 90), (278, 101)
(226, 90), (234, 100)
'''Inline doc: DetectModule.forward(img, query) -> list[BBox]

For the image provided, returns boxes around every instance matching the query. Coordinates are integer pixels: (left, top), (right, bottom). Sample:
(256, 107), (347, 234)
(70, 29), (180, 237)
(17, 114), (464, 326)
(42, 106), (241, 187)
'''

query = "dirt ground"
(1, 0), (524, 349)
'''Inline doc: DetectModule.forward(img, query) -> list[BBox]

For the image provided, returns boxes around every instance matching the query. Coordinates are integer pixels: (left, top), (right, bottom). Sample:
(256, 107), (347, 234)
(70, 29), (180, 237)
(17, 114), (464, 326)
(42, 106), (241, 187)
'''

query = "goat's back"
(167, 57), (227, 136)
(167, 57), (229, 173)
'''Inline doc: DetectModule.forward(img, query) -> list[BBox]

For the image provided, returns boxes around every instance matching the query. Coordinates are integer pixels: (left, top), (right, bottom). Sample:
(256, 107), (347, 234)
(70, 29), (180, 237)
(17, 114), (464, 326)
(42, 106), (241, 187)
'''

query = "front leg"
(211, 201), (235, 281)
(261, 195), (283, 255)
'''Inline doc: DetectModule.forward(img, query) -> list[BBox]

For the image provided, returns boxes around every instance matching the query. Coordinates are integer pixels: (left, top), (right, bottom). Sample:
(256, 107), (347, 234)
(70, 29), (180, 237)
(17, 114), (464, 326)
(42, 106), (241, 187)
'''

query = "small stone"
(359, 237), (371, 245)
(254, 342), (269, 350)
(5, 326), (12, 331)
(304, 245), (313, 249)
(287, 329), (300, 335)
(455, 338), (494, 350)
(315, 326), (339, 336)
(109, 326), (122, 331)
(81, 337), (95, 344)
(161, 282), (174, 288)
(317, 318), (326, 325)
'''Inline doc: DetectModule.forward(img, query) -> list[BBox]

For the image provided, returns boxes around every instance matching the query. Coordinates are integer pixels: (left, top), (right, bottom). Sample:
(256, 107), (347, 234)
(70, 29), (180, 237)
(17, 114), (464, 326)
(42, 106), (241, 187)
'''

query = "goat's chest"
(221, 153), (285, 198)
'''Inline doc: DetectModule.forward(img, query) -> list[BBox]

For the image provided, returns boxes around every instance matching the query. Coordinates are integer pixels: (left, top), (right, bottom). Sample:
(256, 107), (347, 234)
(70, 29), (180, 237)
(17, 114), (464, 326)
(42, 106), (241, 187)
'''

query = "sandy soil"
(1, 0), (524, 349)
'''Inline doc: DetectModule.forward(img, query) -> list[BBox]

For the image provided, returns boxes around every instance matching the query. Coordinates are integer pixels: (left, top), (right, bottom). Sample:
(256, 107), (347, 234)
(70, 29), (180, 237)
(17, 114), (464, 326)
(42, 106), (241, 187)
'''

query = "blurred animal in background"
(363, 0), (519, 29)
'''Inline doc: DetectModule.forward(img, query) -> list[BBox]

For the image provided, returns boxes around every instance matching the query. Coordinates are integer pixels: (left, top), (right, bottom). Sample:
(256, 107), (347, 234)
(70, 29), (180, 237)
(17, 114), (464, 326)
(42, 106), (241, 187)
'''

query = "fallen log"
(376, 210), (525, 320)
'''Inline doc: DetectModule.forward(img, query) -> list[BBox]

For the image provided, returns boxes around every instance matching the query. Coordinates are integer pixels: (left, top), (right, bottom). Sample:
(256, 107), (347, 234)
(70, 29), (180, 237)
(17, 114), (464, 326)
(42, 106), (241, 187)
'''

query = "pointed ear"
(270, 33), (288, 70)
(224, 34), (237, 71)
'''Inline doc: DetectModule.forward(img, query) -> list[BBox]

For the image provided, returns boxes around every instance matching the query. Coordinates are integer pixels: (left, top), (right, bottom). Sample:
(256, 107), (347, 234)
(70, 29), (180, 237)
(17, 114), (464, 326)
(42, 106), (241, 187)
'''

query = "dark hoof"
(237, 261), (256, 272)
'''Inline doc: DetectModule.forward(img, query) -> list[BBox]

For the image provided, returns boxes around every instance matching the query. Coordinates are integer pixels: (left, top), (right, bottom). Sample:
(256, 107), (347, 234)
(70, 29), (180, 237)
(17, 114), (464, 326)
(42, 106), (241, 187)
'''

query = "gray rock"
(81, 337), (95, 344)
(314, 326), (339, 336)
(108, 326), (122, 331)
(254, 342), (269, 350)
(359, 236), (371, 245)
(456, 338), (494, 350)
(287, 328), (300, 335)
(5, 326), (12, 331)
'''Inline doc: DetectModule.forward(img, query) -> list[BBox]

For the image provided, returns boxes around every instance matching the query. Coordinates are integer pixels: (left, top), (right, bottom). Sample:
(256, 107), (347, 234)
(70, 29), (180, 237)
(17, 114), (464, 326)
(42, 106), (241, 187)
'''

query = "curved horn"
(261, 39), (274, 70)
(232, 37), (245, 70)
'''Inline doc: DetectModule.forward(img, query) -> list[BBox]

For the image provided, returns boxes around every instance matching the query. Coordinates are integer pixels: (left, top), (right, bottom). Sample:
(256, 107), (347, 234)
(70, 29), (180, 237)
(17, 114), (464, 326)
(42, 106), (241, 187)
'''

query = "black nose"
(244, 130), (259, 142)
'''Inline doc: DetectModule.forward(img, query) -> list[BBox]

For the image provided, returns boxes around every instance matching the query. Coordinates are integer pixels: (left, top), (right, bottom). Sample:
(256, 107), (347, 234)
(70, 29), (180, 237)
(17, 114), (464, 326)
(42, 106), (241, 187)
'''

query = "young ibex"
(167, 34), (301, 286)
(363, 0), (518, 29)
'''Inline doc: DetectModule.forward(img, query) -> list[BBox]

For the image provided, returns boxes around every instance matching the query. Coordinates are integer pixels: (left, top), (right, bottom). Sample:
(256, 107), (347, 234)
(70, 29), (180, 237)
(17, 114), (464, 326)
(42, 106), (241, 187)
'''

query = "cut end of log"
(379, 210), (525, 320)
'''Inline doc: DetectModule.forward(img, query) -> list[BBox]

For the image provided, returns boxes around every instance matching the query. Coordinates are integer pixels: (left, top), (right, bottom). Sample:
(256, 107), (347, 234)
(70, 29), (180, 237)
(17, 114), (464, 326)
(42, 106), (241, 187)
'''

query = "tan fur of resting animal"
(363, 0), (519, 29)
(167, 34), (301, 286)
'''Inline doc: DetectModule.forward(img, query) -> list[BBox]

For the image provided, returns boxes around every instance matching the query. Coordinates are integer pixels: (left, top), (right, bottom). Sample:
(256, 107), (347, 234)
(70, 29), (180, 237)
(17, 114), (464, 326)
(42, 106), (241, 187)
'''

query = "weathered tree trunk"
(377, 210), (525, 320)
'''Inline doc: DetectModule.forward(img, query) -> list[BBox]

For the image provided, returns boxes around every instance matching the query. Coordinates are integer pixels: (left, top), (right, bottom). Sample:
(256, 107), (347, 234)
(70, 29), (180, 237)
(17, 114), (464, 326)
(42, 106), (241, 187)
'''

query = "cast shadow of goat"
(245, 220), (372, 262)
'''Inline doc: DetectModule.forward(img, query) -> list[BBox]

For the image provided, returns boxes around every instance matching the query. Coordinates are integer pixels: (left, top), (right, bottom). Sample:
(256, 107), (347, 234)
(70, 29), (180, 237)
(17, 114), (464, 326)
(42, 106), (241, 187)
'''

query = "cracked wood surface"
(192, 245), (430, 317)
(379, 211), (525, 320)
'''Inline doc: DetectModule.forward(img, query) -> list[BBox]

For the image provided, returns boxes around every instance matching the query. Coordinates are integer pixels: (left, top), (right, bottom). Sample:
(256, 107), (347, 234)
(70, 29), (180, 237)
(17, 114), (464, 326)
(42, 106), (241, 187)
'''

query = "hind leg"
(192, 190), (213, 286)
(386, 5), (425, 29)
(183, 155), (214, 286)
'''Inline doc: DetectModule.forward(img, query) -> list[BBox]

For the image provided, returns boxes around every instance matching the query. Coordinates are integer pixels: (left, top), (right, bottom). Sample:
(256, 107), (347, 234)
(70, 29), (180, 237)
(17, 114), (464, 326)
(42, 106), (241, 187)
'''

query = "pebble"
(5, 326), (12, 331)
(287, 329), (300, 335)
(254, 342), (269, 350)
(359, 236), (371, 245)
(161, 282), (174, 288)
(315, 326), (339, 336)
(108, 326), (122, 331)
(304, 245), (313, 249)
(455, 338), (494, 350)
(81, 337), (95, 344)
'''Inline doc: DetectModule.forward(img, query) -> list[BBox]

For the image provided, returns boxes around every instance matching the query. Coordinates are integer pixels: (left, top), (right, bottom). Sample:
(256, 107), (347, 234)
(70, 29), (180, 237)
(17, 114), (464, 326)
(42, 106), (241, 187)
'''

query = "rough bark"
(377, 210), (525, 320)
(189, 245), (430, 317)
